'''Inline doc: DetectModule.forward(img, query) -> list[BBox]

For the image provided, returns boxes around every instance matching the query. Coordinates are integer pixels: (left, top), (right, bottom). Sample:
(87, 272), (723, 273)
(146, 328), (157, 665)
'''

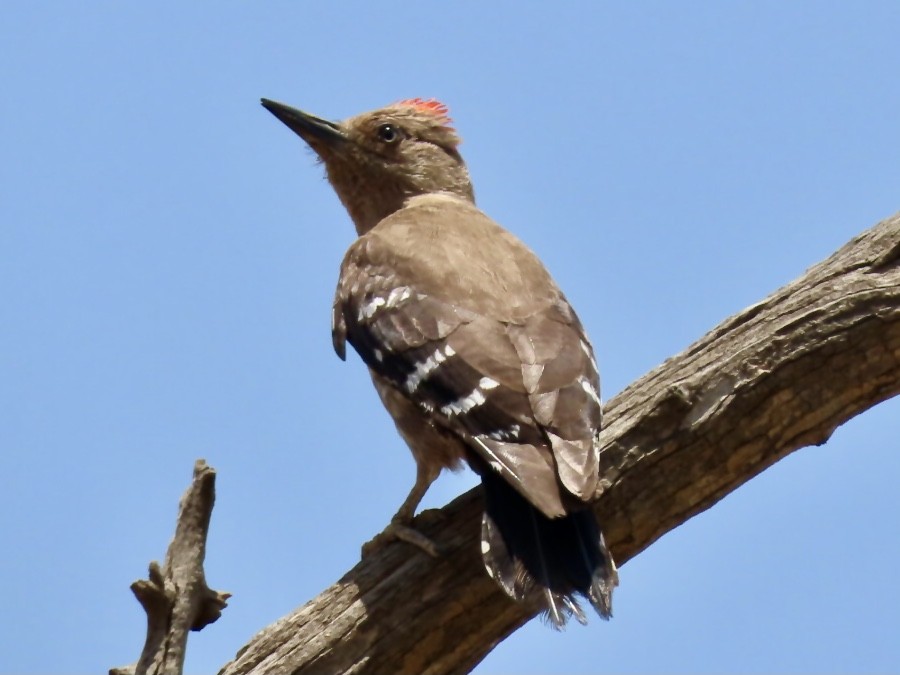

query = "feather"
(478, 465), (617, 628)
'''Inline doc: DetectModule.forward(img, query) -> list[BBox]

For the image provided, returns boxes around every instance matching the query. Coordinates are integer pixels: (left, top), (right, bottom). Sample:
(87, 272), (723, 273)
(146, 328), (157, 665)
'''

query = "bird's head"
(262, 98), (474, 234)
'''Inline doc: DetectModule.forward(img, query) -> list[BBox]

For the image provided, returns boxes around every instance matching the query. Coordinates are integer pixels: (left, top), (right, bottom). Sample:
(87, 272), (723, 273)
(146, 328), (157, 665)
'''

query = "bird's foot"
(361, 519), (443, 558)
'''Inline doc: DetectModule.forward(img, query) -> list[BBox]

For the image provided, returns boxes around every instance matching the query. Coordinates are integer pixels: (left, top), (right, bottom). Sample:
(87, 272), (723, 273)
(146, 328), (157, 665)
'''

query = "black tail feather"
(479, 469), (618, 628)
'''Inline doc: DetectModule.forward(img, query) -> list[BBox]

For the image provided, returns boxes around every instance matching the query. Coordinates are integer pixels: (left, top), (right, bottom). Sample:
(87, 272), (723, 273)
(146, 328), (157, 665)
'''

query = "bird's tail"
(479, 469), (618, 628)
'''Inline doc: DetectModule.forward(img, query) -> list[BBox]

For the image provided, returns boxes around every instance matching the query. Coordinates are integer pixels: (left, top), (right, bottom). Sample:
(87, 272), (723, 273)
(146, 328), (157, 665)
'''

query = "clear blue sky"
(2, 3), (898, 673)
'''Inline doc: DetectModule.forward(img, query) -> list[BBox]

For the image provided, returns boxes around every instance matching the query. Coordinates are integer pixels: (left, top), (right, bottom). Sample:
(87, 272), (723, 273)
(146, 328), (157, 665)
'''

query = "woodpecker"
(261, 97), (618, 627)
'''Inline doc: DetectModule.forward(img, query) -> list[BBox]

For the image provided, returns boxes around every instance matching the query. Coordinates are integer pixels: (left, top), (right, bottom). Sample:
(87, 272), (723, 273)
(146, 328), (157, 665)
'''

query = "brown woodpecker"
(261, 97), (618, 627)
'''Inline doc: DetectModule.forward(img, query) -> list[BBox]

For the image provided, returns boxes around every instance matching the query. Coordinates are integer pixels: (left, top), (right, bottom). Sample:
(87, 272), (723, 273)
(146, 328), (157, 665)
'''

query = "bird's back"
(358, 194), (560, 322)
(335, 193), (603, 512)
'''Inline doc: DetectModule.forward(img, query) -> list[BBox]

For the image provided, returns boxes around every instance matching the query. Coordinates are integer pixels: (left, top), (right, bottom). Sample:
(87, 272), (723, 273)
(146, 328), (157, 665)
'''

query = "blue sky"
(2, 2), (899, 673)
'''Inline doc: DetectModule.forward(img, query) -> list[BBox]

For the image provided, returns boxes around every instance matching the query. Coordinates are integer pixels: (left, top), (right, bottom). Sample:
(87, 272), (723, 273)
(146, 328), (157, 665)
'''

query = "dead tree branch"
(112, 460), (230, 675)
(214, 213), (899, 675)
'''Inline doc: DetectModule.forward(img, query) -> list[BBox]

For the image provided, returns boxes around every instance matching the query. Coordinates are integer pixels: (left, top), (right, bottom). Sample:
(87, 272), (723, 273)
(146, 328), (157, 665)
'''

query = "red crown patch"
(394, 98), (453, 127)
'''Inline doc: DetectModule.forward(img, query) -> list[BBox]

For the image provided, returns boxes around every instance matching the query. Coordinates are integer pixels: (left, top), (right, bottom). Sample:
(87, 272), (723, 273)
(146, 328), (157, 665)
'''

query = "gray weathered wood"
(112, 460), (230, 675)
(215, 213), (899, 675)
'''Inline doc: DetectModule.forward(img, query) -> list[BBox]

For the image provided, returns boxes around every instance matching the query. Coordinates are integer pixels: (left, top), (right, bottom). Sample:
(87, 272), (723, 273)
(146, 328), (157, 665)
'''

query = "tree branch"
(112, 460), (230, 675)
(217, 213), (899, 675)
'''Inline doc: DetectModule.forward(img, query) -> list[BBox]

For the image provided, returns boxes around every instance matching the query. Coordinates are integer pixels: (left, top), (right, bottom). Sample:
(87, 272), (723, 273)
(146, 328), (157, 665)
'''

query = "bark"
(112, 460), (230, 675)
(214, 213), (900, 675)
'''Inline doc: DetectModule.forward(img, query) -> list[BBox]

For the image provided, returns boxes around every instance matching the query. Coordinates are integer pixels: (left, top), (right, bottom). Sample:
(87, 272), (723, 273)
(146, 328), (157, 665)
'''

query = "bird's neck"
(346, 187), (476, 236)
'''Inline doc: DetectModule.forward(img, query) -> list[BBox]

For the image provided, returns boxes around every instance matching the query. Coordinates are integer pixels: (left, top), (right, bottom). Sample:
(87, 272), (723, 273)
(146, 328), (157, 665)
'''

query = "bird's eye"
(377, 124), (400, 143)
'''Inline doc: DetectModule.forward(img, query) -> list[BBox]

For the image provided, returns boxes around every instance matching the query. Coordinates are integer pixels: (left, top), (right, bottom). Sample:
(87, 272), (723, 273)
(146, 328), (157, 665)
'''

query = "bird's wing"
(332, 216), (601, 517)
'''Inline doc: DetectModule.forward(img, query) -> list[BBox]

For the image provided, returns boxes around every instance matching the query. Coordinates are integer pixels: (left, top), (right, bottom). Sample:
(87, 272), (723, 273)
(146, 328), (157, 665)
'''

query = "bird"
(261, 96), (618, 627)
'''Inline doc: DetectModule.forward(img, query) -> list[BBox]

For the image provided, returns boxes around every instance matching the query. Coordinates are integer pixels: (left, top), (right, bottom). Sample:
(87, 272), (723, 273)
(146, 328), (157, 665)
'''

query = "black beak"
(260, 98), (345, 145)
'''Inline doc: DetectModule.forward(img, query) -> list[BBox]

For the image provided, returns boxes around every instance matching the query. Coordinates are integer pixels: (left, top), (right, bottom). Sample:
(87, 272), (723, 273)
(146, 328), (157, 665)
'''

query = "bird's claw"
(361, 520), (443, 558)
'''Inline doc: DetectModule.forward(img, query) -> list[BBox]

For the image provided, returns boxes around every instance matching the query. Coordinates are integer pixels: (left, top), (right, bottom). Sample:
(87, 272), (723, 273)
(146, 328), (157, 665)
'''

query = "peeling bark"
(112, 460), (230, 675)
(212, 214), (899, 675)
